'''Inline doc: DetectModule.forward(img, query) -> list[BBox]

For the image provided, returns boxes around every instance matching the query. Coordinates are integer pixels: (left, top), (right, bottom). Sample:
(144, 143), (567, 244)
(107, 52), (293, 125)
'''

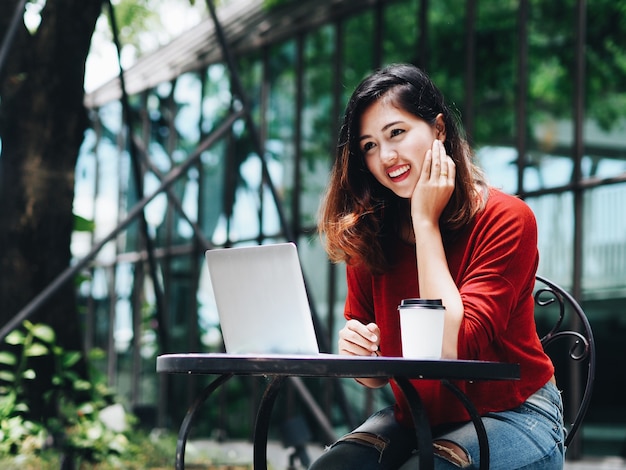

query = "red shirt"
(345, 188), (554, 427)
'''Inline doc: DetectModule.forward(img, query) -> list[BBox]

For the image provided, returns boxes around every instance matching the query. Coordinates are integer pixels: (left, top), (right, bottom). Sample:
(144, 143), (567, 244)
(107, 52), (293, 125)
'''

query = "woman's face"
(359, 99), (444, 199)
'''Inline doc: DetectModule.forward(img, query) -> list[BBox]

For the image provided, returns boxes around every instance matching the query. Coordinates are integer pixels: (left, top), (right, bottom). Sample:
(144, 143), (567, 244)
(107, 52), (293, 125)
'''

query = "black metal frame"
(534, 275), (596, 449)
(157, 353), (520, 470)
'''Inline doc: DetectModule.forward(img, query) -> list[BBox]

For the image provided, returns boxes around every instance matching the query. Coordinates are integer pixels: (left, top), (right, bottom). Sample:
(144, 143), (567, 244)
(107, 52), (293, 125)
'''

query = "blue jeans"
(308, 382), (564, 469)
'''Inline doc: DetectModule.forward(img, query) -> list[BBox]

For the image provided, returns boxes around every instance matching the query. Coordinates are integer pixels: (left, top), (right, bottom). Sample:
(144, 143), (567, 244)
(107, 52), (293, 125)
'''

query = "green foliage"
(73, 214), (95, 233)
(108, 0), (162, 50)
(263, 0), (292, 10)
(105, 0), (206, 56)
(0, 321), (134, 465)
(0, 430), (178, 469)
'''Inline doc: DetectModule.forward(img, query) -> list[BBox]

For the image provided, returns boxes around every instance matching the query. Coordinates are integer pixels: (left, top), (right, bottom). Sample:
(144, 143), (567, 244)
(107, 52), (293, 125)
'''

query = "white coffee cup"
(398, 298), (445, 359)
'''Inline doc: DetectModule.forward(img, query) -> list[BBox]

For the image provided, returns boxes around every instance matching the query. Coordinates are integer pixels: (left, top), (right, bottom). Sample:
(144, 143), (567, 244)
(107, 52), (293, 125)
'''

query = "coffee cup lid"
(400, 298), (443, 307)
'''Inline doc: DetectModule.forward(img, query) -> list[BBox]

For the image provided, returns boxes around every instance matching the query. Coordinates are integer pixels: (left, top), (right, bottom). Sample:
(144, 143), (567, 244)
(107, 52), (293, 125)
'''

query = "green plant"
(0, 322), (50, 456)
(0, 321), (132, 465)
(0, 429), (179, 469)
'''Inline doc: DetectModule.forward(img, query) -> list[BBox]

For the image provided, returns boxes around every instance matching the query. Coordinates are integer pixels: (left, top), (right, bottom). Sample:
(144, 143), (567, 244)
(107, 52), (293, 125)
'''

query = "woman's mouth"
(387, 164), (410, 179)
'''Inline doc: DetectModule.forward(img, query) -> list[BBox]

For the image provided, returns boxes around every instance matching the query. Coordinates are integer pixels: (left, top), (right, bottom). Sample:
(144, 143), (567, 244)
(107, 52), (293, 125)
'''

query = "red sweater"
(345, 188), (554, 427)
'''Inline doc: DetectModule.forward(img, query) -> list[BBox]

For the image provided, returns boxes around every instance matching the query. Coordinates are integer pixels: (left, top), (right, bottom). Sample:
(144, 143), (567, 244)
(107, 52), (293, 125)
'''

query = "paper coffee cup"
(398, 298), (445, 359)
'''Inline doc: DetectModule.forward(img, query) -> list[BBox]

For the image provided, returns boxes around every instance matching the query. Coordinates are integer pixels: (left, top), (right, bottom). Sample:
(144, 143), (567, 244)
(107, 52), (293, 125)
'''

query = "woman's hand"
(338, 319), (380, 356)
(410, 139), (456, 224)
(338, 320), (388, 388)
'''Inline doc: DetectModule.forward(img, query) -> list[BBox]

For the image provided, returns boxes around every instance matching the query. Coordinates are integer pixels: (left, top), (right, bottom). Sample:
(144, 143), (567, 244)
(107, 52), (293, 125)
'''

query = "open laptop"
(205, 243), (320, 355)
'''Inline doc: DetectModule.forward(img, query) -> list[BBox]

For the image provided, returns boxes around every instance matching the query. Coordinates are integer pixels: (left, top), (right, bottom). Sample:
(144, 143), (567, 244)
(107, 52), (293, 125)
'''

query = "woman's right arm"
(338, 319), (389, 388)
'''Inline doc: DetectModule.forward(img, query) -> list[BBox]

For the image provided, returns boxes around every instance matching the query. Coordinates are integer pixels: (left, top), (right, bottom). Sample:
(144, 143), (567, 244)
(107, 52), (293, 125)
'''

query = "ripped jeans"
(308, 382), (564, 469)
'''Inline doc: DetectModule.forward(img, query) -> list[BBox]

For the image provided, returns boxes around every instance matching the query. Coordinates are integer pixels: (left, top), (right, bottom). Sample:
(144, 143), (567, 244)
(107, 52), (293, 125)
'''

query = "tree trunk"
(0, 0), (105, 420)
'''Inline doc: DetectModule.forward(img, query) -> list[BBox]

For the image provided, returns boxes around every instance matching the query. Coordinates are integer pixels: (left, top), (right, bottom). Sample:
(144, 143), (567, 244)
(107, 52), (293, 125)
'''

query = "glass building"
(77, 0), (626, 459)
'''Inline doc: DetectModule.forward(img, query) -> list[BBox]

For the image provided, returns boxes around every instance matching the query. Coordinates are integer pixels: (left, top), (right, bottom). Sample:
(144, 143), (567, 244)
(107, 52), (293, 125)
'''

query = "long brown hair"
(318, 64), (486, 273)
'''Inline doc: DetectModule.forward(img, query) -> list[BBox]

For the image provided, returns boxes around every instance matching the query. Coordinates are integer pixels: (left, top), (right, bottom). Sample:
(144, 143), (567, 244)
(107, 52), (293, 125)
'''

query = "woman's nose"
(380, 144), (397, 163)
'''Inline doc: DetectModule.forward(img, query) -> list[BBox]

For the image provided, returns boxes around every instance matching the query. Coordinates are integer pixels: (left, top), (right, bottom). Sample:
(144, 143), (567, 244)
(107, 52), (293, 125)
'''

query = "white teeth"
(388, 165), (410, 178)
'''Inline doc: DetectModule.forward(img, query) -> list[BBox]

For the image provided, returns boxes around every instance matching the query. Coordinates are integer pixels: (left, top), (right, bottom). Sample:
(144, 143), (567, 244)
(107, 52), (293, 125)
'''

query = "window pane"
(476, 146), (518, 195)
(301, 25), (335, 229)
(383, 0), (418, 64)
(213, 54), (275, 243)
(582, 184), (626, 294)
(471, 2), (518, 192)
(473, 2), (518, 145)
(584, 0), (626, 179)
(343, 11), (376, 103)
(267, 40), (297, 226)
(200, 64), (232, 240)
(525, 0), (577, 192)
(428, 1), (470, 123)
(526, 193), (574, 288)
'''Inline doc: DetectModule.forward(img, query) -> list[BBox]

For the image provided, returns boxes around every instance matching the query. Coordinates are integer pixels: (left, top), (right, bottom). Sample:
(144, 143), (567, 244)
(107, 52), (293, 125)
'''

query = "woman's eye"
(390, 128), (405, 137)
(362, 142), (375, 153)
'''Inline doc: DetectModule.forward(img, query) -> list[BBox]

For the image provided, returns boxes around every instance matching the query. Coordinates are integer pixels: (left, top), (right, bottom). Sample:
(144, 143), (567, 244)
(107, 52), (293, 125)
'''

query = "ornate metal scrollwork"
(534, 275), (596, 448)
(535, 283), (590, 362)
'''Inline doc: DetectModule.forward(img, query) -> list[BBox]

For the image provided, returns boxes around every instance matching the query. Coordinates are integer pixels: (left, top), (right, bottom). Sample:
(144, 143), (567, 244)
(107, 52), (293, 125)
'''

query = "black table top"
(157, 353), (520, 381)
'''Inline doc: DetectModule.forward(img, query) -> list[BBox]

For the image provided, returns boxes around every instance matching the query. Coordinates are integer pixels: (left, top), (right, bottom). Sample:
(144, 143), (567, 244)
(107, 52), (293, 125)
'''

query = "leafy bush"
(0, 429), (178, 469)
(0, 321), (133, 465)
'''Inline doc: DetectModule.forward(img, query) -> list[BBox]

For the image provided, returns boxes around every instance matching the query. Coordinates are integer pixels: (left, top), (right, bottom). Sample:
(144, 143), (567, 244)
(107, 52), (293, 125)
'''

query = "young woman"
(312, 64), (564, 469)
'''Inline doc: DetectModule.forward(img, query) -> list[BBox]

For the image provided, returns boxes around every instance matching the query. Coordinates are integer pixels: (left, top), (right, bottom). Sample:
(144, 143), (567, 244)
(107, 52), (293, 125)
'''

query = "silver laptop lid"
(205, 243), (319, 354)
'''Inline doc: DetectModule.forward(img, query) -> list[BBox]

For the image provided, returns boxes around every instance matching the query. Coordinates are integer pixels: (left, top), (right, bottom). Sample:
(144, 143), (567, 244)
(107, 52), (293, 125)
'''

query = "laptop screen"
(205, 243), (320, 354)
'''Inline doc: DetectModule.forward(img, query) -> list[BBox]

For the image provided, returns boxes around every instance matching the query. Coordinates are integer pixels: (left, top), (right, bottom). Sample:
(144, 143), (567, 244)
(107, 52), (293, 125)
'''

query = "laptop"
(205, 243), (320, 355)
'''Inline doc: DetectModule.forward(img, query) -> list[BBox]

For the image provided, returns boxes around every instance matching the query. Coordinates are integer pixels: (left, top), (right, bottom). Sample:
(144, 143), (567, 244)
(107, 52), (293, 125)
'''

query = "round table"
(157, 353), (520, 470)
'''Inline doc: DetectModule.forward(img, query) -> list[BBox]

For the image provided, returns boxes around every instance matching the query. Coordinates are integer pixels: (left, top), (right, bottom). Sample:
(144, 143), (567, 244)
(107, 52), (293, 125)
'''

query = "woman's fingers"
(438, 142), (448, 178)
(436, 141), (456, 181)
(420, 140), (453, 182)
(421, 147), (433, 179)
(431, 139), (442, 177)
(425, 140), (456, 183)
(338, 320), (380, 356)
(432, 140), (450, 179)
(411, 140), (456, 223)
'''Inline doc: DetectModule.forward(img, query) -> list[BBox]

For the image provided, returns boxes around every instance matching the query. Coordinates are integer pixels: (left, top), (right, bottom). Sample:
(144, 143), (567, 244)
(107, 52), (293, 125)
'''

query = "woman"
(312, 64), (564, 469)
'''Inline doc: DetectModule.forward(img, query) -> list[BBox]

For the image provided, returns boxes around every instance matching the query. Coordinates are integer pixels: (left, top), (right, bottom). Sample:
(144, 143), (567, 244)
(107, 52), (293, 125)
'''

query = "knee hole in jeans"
(335, 431), (390, 463)
(433, 439), (471, 468)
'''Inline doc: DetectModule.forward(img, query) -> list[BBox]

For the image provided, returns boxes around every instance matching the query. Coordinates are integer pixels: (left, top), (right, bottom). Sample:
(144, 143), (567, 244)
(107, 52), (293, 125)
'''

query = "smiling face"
(359, 98), (445, 199)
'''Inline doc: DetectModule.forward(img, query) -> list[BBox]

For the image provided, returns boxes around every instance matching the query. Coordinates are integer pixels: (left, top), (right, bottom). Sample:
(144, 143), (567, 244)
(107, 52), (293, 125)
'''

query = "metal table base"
(157, 353), (520, 470)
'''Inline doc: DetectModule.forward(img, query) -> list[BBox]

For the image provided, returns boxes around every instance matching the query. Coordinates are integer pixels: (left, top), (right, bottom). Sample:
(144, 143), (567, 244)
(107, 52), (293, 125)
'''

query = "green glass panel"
(200, 64), (232, 241)
(471, 2), (518, 193)
(268, 40), (297, 226)
(301, 25), (335, 229)
(523, 0), (577, 192)
(427, 1), (469, 125)
(525, 193), (574, 288)
(582, 184), (626, 296)
(474, 2), (518, 145)
(383, 0), (418, 65)
(343, 11), (376, 104)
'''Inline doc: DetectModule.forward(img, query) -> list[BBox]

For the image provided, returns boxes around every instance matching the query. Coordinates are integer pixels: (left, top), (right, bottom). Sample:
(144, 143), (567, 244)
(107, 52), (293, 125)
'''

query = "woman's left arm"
(413, 223), (464, 359)
(411, 139), (463, 359)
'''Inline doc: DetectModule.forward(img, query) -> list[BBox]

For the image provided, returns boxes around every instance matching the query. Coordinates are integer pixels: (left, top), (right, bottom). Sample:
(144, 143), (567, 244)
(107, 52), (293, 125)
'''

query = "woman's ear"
(435, 113), (446, 142)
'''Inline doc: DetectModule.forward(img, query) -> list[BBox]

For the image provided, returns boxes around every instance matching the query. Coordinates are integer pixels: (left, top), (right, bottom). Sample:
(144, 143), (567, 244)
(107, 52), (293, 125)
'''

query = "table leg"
(252, 375), (286, 470)
(175, 373), (233, 470)
(442, 380), (489, 470)
(393, 376), (434, 470)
